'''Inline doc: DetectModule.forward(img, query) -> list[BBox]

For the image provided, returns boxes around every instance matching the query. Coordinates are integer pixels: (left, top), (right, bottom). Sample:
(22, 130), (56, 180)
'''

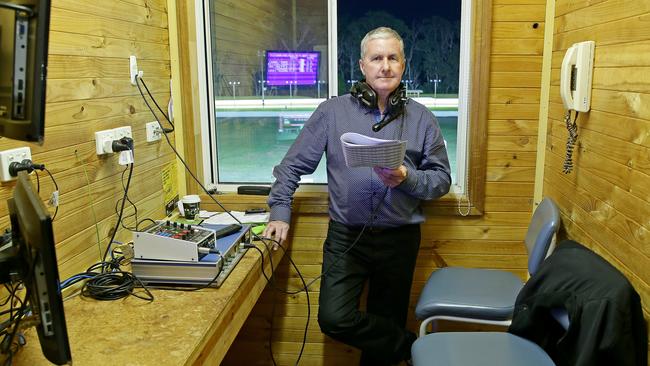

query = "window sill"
(200, 191), (482, 216)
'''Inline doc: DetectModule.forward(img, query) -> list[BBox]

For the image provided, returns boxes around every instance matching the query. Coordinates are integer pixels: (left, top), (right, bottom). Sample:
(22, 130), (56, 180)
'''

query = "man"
(263, 27), (451, 365)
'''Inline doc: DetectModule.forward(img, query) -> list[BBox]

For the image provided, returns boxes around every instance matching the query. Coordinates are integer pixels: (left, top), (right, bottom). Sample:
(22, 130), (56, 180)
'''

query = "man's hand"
(373, 165), (408, 188)
(262, 220), (290, 250)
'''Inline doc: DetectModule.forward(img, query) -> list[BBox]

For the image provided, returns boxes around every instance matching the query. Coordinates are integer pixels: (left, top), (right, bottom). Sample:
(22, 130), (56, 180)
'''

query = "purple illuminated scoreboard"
(265, 51), (320, 86)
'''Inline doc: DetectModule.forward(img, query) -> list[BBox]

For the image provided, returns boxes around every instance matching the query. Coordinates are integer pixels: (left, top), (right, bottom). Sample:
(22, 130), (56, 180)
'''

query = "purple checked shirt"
(267, 94), (451, 228)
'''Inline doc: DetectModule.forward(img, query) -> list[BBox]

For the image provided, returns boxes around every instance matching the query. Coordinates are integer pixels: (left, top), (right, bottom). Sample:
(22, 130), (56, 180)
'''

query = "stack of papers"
(340, 132), (406, 169)
(200, 210), (269, 225)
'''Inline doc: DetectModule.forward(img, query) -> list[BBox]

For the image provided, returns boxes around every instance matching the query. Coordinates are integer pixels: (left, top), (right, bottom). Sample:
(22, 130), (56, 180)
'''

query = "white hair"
(360, 26), (405, 60)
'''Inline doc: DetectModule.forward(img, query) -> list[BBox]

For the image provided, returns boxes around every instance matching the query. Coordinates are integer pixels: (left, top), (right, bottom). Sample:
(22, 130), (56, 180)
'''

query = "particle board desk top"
(13, 242), (282, 366)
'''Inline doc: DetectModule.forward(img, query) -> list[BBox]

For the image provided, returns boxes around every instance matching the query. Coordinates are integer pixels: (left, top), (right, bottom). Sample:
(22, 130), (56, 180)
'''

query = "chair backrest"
(524, 197), (560, 276)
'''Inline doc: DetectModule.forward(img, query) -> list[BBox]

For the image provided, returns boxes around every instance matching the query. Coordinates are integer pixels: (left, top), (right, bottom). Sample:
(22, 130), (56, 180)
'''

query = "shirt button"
(372, 192), (376, 196)
(373, 215), (378, 219)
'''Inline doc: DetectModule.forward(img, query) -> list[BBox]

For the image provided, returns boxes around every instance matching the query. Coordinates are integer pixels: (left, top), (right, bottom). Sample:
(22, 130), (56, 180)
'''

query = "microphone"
(372, 113), (400, 132)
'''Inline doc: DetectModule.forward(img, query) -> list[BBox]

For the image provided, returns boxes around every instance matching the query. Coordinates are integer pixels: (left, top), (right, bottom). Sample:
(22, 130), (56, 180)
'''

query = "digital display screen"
(265, 51), (320, 86)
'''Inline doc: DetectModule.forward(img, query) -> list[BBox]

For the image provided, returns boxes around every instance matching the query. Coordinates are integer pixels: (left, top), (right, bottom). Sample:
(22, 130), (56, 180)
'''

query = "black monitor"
(0, 0), (50, 143)
(1, 172), (71, 364)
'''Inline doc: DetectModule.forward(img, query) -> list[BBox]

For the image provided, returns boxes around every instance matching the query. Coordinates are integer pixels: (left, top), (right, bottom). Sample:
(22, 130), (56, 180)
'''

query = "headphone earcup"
(386, 83), (407, 115)
(350, 81), (377, 110)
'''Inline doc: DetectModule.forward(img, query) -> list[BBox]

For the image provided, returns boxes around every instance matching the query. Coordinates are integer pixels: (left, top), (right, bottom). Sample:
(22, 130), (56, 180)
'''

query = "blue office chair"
(415, 197), (560, 336)
(411, 308), (569, 366)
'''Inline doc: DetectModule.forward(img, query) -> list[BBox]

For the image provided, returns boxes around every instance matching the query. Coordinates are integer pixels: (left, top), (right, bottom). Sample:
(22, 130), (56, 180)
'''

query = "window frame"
(192, 0), (490, 215)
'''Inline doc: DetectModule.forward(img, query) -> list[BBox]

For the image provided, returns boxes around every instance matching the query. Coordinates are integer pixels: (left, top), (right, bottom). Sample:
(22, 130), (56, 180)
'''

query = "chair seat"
(411, 332), (556, 366)
(415, 267), (524, 321)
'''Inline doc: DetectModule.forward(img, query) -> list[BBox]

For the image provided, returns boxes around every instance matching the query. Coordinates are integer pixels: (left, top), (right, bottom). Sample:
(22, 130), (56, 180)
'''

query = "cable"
(34, 170), (40, 193)
(9, 161), (60, 221)
(563, 110), (579, 174)
(102, 163), (134, 266)
(61, 254), (154, 302)
(136, 78), (174, 133)
(115, 165), (139, 231)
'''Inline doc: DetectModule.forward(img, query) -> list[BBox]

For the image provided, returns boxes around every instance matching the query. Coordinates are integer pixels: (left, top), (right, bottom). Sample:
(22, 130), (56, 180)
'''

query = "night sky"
(339, 1), (461, 22)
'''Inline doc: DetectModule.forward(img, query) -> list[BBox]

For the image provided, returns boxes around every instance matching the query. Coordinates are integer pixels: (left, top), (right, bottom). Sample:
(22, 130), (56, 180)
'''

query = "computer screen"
(0, 0), (50, 143)
(265, 50), (320, 86)
(5, 172), (71, 364)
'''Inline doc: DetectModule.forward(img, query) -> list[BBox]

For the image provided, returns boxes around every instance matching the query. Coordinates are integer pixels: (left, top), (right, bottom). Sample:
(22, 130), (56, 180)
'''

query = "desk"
(13, 241), (282, 365)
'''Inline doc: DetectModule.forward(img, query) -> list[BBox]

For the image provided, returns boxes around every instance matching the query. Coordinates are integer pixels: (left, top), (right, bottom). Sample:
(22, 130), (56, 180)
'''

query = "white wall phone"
(559, 41), (595, 173)
(560, 41), (595, 112)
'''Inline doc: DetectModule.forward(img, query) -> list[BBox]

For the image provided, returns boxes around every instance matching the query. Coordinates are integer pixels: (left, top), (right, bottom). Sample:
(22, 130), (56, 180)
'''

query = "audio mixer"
(133, 220), (217, 262)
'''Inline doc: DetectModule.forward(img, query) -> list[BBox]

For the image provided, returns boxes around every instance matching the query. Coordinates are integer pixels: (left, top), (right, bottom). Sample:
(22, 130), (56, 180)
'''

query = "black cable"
(81, 270), (153, 302)
(115, 165), (139, 231)
(136, 218), (157, 231)
(0, 251), (37, 361)
(62, 254), (154, 303)
(136, 78), (174, 133)
(102, 163), (134, 266)
(34, 170), (40, 193)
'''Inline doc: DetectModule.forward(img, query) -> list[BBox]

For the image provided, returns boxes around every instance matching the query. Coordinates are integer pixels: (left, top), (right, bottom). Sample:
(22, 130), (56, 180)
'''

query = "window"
(196, 0), (489, 213)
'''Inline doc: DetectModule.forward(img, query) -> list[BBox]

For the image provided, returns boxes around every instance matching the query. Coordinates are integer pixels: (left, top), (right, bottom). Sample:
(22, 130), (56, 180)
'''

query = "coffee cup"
(181, 195), (201, 219)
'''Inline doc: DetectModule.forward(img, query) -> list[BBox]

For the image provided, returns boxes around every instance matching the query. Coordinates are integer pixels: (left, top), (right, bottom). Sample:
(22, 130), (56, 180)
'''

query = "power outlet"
(95, 129), (115, 155)
(129, 55), (143, 85)
(145, 121), (162, 142)
(0, 147), (32, 182)
(114, 126), (133, 139)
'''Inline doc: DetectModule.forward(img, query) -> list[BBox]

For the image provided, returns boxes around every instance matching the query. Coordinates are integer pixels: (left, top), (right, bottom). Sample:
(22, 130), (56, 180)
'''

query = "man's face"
(359, 37), (405, 99)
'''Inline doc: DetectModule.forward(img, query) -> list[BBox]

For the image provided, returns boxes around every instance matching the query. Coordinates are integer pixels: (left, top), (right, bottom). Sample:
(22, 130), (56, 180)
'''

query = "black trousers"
(317, 220), (420, 366)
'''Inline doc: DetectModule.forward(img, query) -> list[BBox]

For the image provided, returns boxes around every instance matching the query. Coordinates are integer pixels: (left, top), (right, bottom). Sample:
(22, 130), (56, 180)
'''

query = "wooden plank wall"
(543, 0), (650, 356)
(0, 0), (175, 281)
(222, 0), (546, 364)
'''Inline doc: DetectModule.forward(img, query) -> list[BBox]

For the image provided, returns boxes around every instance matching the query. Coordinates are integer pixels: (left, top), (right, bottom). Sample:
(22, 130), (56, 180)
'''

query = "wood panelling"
(222, 0), (545, 364)
(0, 0), (174, 316)
(543, 0), (650, 351)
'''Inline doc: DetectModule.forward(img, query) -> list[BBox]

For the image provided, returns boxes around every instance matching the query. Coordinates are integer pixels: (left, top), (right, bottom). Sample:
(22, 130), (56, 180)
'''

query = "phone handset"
(559, 41), (594, 174)
(560, 45), (577, 111)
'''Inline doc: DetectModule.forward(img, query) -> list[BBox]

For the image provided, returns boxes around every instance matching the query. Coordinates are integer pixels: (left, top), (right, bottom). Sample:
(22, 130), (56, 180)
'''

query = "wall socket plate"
(96, 126), (133, 155)
(0, 147), (32, 182)
(145, 121), (162, 142)
(130, 55), (143, 85)
(114, 126), (132, 139)
(95, 129), (116, 155)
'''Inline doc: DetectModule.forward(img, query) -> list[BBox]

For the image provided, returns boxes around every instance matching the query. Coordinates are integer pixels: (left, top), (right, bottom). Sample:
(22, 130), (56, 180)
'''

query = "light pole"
(258, 80), (267, 105)
(286, 81), (295, 98)
(228, 81), (240, 99)
(317, 80), (326, 99)
(404, 79), (413, 95)
(429, 77), (441, 103)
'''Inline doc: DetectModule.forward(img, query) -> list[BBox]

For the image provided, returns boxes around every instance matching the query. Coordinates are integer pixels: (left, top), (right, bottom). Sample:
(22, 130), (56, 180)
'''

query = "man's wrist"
(269, 205), (292, 223)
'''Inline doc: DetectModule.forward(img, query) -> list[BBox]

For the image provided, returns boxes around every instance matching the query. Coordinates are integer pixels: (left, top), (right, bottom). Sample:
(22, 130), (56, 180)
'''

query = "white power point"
(130, 55), (143, 85)
(114, 126), (133, 139)
(145, 121), (162, 142)
(95, 129), (116, 155)
(0, 147), (32, 182)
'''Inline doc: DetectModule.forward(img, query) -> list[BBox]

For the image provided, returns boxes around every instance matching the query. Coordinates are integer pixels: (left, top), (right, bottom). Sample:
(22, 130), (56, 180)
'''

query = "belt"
(330, 220), (391, 234)
(366, 226), (388, 234)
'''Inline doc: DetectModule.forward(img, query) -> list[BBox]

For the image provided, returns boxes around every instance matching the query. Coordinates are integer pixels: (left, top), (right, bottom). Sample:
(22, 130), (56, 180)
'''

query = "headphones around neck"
(350, 80), (408, 116)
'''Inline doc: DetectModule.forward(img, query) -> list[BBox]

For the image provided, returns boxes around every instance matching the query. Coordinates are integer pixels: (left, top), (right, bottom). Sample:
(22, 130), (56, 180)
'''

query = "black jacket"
(508, 240), (647, 366)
